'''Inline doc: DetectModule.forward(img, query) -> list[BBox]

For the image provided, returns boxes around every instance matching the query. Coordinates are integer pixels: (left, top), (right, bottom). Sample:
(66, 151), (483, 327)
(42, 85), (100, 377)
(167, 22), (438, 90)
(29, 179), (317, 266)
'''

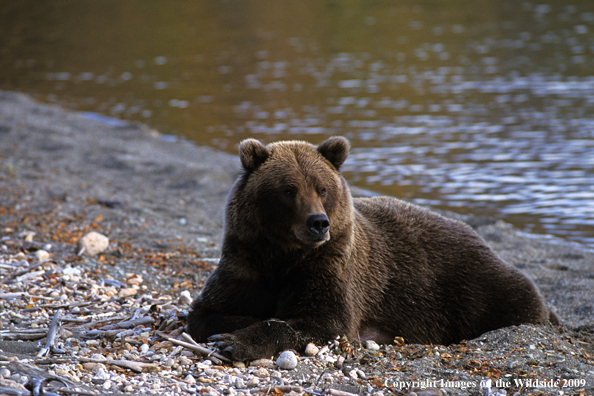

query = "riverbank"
(0, 91), (593, 395)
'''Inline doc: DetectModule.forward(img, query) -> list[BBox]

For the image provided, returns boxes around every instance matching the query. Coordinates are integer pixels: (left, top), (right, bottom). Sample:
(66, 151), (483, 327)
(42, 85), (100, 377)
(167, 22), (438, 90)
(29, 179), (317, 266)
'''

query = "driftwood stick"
(37, 309), (63, 358)
(15, 269), (46, 282)
(98, 316), (154, 331)
(181, 331), (200, 345)
(1, 259), (51, 284)
(252, 386), (304, 394)
(326, 389), (359, 396)
(0, 292), (55, 300)
(0, 386), (29, 396)
(156, 331), (230, 364)
(71, 314), (131, 333)
(78, 357), (158, 373)
(40, 298), (100, 309)
(0, 331), (47, 341)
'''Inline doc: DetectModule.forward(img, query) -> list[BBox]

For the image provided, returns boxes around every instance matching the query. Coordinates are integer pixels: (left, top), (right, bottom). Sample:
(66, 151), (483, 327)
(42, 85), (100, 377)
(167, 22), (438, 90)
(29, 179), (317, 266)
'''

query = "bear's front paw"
(208, 333), (263, 361)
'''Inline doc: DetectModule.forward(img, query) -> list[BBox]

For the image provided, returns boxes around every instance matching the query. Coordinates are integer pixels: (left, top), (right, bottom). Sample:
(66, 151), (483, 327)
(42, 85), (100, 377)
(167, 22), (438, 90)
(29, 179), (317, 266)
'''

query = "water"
(1, 1), (593, 248)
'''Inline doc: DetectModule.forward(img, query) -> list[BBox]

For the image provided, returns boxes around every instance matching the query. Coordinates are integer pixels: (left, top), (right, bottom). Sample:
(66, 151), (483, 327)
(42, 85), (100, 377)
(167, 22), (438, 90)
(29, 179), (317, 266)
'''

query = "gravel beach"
(0, 91), (593, 396)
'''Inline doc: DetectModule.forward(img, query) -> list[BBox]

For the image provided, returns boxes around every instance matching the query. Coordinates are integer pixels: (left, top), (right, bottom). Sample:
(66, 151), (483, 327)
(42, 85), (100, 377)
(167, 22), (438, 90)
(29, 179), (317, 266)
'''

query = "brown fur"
(187, 136), (558, 361)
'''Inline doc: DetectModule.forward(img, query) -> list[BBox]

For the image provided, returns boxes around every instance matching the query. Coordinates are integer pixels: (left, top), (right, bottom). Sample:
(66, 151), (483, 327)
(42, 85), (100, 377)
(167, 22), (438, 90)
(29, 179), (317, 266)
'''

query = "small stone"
(233, 361), (246, 368)
(0, 368), (10, 378)
(184, 374), (196, 384)
(335, 355), (345, 369)
(91, 363), (107, 373)
(102, 380), (112, 390)
(252, 368), (269, 377)
(246, 377), (259, 388)
(91, 368), (110, 385)
(275, 350), (298, 370)
(63, 267), (82, 276)
(348, 369), (358, 380)
(140, 343), (150, 354)
(118, 287), (138, 298)
(304, 343), (319, 356)
(78, 232), (109, 256)
(14, 252), (26, 260)
(364, 340), (380, 350)
(35, 249), (50, 262)
(409, 389), (445, 396)
(179, 290), (192, 305)
(235, 378), (246, 389)
(249, 358), (274, 368)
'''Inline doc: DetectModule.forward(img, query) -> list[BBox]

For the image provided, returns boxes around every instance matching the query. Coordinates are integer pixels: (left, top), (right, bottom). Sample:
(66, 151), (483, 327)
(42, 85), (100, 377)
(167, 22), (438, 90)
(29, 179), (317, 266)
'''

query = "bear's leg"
(186, 310), (261, 343)
(209, 318), (344, 361)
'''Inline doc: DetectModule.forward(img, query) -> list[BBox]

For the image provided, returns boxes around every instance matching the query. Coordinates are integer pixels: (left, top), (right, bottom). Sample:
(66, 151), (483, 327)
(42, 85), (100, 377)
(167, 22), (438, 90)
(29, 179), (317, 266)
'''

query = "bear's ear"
(317, 136), (350, 170)
(239, 138), (270, 171)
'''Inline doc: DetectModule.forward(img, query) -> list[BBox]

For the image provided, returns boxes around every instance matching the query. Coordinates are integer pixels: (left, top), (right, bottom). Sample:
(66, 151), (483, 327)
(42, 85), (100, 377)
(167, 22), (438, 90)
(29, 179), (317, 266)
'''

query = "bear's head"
(225, 136), (352, 251)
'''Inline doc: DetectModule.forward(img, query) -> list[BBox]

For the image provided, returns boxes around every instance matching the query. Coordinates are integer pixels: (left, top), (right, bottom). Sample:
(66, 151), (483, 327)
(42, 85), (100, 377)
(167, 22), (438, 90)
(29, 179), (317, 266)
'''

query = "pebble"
(234, 377), (246, 389)
(35, 249), (50, 261)
(179, 290), (193, 305)
(118, 287), (138, 298)
(246, 377), (259, 388)
(304, 343), (319, 356)
(91, 368), (110, 385)
(335, 355), (345, 369)
(184, 374), (196, 384)
(63, 266), (82, 276)
(409, 389), (445, 396)
(78, 232), (109, 256)
(348, 369), (358, 380)
(83, 362), (106, 373)
(252, 368), (269, 377)
(275, 350), (298, 370)
(364, 340), (380, 351)
(249, 358), (274, 368)
(0, 368), (10, 378)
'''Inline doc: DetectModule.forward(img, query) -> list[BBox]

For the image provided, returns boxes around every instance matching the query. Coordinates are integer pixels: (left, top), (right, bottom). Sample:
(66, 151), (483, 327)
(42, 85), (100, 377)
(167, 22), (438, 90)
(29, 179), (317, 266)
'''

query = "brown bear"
(187, 136), (558, 361)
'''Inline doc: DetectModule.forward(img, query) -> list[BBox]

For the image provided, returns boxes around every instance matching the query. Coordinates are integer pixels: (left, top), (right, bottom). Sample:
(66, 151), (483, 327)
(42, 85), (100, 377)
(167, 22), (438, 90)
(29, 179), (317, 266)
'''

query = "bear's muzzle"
(306, 213), (330, 238)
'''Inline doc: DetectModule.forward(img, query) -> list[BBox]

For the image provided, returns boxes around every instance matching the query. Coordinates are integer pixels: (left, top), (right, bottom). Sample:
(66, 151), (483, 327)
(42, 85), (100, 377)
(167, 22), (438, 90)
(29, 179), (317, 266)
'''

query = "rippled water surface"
(1, 1), (593, 247)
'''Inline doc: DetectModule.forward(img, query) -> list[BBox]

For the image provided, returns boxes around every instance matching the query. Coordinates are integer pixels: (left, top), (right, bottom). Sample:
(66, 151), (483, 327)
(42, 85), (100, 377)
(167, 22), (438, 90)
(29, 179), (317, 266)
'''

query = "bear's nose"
(306, 214), (330, 236)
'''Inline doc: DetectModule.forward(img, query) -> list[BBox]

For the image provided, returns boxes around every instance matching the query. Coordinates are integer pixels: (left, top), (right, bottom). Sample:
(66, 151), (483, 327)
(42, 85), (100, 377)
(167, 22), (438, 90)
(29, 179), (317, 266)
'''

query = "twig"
(1, 259), (51, 284)
(326, 389), (359, 396)
(72, 314), (130, 331)
(98, 316), (154, 331)
(37, 309), (63, 358)
(40, 298), (100, 309)
(181, 331), (200, 345)
(15, 269), (46, 282)
(0, 292), (55, 300)
(0, 386), (29, 396)
(252, 386), (304, 394)
(78, 357), (159, 373)
(156, 331), (230, 364)
(0, 331), (47, 341)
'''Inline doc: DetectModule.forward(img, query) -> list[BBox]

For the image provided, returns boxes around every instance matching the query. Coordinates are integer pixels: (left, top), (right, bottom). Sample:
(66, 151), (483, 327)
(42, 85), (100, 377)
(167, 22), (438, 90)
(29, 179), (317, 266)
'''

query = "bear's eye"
(284, 188), (295, 197)
(319, 188), (327, 197)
